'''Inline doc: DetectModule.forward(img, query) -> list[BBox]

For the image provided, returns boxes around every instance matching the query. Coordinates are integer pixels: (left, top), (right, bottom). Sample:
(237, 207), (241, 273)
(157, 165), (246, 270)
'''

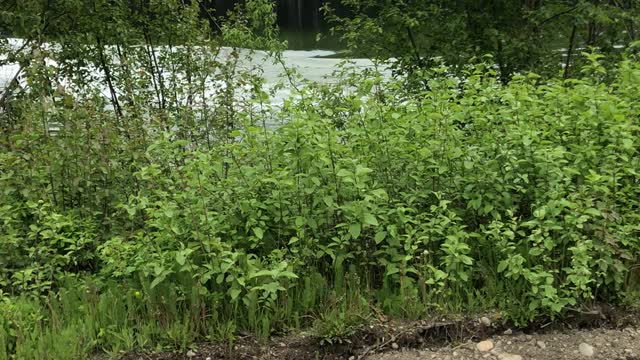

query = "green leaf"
(349, 223), (361, 239)
(150, 275), (166, 289)
(497, 260), (508, 273)
(336, 169), (351, 177)
(529, 247), (543, 256)
(253, 227), (264, 239)
(176, 252), (186, 266)
(279, 271), (299, 279)
(323, 196), (334, 207)
(229, 288), (241, 301)
(250, 269), (275, 279)
(363, 213), (378, 226)
(374, 231), (387, 244)
(386, 263), (399, 276)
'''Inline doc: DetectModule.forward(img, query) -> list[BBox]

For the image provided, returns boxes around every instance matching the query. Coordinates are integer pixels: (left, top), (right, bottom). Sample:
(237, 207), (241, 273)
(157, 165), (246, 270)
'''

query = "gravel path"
(368, 327), (640, 360)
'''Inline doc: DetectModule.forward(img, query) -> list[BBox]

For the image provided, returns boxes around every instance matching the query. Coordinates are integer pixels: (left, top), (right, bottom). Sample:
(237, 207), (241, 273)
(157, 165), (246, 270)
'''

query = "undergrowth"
(1, 1), (640, 358)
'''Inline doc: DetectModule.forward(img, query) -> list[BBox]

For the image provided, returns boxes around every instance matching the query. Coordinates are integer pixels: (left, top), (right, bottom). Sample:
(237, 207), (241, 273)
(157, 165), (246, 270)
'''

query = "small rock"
(391, 342), (399, 350)
(507, 341), (512, 345)
(480, 317), (492, 327)
(186, 350), (196, 358)
(477, 340), (495, 352)
(498, 354), (523, 360)
(279, 342), (286, 348)
(453, 351), (458, 356)
(525, 335), (533, 341)
(503, 329), (513, 335)
(625, 349), (633, 354)
(349, 356), (355, 360)
(536, 341), (546, 349)
(206, 357), (212, 360)
(579, 343), (594, 357)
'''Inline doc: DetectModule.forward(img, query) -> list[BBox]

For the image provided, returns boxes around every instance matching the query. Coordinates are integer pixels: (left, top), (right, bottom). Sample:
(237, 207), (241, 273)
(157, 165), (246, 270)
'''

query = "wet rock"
(578, 343), (594, 357)
(477, 340), (495, 352)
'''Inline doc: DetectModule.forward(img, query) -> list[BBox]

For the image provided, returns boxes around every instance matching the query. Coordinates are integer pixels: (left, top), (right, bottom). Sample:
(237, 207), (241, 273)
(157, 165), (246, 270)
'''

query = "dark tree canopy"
(324, 0), (640, 79)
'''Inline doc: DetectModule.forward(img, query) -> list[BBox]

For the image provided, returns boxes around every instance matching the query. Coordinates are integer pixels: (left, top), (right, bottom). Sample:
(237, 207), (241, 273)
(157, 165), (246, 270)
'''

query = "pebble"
(579, 343), (594, 357)
(525, 335), (533, 341)
(503, 329), (513, 335)
(498, 354), (523, 360)
(477, 340), (495, 352)
(391, 342), (399, 350)
(536, 340), (546, 349)
(206, 358), (211, 360)
(480, 317), (492, 327)
(186, 350), (196, 358)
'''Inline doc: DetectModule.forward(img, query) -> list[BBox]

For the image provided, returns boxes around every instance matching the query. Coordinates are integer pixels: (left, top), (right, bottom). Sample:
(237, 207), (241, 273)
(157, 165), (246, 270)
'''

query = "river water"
(0, 37), (381, 111)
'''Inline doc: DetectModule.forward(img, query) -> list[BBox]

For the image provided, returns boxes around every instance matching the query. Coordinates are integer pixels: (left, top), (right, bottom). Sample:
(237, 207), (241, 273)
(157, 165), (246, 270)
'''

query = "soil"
(118, 309), (640, 360)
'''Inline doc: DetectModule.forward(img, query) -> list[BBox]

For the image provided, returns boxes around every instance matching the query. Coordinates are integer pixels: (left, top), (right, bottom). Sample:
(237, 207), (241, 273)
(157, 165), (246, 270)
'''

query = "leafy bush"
(1, 1), (640, 357)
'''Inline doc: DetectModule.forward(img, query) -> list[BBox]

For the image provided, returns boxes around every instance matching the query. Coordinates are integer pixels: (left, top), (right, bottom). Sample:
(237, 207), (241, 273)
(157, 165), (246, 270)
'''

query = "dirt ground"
(119, 311), (640, 360)
(369, 326), (640, 360)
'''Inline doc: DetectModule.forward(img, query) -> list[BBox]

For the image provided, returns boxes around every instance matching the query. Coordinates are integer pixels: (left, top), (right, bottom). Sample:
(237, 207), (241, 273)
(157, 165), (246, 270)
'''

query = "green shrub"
(1, 1), (640, 355)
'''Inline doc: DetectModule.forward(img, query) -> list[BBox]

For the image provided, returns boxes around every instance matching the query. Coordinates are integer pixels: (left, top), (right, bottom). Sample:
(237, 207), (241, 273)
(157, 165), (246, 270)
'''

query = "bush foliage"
(1, 0), (640, 358)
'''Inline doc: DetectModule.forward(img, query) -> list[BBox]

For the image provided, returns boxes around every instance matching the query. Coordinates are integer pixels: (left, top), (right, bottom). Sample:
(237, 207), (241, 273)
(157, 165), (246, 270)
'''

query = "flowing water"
(0, 34), (381, 112)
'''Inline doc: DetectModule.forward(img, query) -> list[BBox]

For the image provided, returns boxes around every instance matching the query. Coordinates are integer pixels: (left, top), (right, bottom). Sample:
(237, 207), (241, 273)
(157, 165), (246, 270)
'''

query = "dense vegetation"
(325, 0), (640, 79)
(1, 0), (640, 359)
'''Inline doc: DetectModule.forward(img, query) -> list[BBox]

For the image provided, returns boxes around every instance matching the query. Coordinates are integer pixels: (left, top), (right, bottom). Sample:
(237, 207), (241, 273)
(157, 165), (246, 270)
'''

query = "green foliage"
(324, 0), (640, 80)
(2, 0), (640, 358)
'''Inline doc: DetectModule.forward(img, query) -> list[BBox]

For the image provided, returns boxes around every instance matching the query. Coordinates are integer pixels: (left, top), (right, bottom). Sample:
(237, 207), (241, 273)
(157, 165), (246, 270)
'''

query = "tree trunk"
(564, 25), (577, 79)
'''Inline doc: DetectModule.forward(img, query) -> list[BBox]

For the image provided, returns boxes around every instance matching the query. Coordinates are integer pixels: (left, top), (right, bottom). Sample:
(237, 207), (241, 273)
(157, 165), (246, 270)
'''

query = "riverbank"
(114, 310), (640, 360)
